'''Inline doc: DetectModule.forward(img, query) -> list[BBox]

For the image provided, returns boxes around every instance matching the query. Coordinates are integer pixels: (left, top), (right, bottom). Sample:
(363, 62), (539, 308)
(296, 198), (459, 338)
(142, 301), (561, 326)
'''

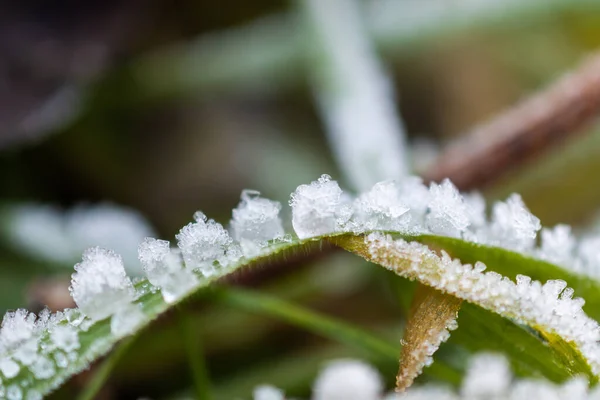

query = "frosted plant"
(312, 359), (383, 400)
(230, 190), (286, 257)
(290, 174), (351, 238)
(5, 175), (600, 397)
(176, 211), (238, 277)
(352, 233), (600, 374)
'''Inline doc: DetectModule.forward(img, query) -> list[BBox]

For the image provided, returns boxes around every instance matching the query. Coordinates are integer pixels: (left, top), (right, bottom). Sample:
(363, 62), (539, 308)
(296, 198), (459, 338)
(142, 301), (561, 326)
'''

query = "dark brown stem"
(423, 52), (600, 191)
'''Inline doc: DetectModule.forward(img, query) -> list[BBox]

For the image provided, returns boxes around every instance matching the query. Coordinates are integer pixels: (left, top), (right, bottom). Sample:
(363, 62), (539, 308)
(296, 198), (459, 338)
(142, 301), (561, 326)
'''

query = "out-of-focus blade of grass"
(179, 312), (212, 400)
(209, 287), (398, 362)
(76, 336), (135, 400)
(118, 0), (600, 102)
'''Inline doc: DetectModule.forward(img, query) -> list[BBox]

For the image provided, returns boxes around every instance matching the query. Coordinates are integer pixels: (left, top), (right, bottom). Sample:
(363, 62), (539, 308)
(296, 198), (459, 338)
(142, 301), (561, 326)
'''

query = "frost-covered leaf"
(397, 284), (461, 391)
(5, 174), (600, 397)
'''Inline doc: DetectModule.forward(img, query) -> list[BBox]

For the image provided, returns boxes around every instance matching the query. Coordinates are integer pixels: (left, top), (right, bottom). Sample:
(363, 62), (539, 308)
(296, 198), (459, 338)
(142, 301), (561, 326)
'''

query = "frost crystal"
(290, 174), (349, 239)
(138, 238), (198, 303)
(460, 353), (511, 397)
(312, 359), (383, 400)
(426, 180), (469, 237)
(176, 212), (235, 276)
(6, 385), (21, 400)
(353, 181), (410, 232)
(253, 385), (285, 400)
(488, 194), (541, 251)
(0, 358), (19, 378)
(49, 325), (79, 353)
(0, 310), (36, 349)
(69, 247), (134, 321)
(230, 190), (285, 257)
(539, 225), (576, 266)
(110, 303), (144, 338)
(29, 356), (54, 379)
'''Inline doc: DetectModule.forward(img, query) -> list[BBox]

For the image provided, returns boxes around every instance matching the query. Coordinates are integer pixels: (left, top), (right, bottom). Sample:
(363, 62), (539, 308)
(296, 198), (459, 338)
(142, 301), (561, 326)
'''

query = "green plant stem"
(179, 311), (212, 400)
(210, 286), (398, 361)
(77, 336), (136, 400)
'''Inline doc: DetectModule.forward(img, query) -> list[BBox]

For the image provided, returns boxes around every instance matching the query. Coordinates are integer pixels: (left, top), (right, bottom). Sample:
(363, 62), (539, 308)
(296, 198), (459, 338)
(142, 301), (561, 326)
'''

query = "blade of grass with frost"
(5, 176), (600, 396)
(298, 0), (408, 191)
(396, 285), (461, 391)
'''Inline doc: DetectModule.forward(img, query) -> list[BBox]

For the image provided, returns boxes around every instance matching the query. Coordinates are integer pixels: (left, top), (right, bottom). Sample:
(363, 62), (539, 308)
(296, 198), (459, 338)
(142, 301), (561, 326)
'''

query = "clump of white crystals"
(313, 359), (383, 400)
(69, 247), (135, 322)
(176, 212), (238, 276)
(353, 181), (410, 232)
(253, 385), (285, 400)
(487, 194), (541, 251)
(364, 233), (600, 374)
(138, 238), (198, 303)
(425, 179), (469, 237)
(230, 190), (285, 257)
(290, 174), (350, 239)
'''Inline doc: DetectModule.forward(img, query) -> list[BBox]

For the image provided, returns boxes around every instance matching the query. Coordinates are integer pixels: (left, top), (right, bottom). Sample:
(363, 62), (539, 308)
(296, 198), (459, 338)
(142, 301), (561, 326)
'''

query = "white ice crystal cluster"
(312, 359), (384, 400)
(176, 212), (241, 277)
(230, 190), (286, 257)
(138, 238), (198, 303)
(363, 233), (600, 375)
(288, 175), (600, 282)
(0, 307), (88, 400)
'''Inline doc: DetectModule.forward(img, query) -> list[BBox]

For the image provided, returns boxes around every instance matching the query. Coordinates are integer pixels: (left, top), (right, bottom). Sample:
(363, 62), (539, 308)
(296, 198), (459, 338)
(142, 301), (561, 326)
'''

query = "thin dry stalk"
(424, 52), (600, 190)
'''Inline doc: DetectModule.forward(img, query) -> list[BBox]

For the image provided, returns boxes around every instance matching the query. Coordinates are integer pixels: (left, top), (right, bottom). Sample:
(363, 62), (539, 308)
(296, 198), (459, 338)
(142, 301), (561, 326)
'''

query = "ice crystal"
(110, 303), (144, 338)
(353, 181), (410, 231)
(253, 385), (285, 400)
(488, 194), (541, 251)
(312, 359), (383, 400)
(138, 238), (198, 303)
(290, 174), (348, 239)
(0, 358), (19, 378)
(176, 212), (235, 276)
(69, 247), (134, 321)
(426, 179), (469, 238)
(460, 353), (511, 397)
(49, 325), (79, 353)
(230, 190), (285, 257)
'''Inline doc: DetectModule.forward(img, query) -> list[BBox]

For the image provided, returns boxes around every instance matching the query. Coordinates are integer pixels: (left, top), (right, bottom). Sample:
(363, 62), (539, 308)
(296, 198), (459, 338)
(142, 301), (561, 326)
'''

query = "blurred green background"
(2, 1), (600, 398)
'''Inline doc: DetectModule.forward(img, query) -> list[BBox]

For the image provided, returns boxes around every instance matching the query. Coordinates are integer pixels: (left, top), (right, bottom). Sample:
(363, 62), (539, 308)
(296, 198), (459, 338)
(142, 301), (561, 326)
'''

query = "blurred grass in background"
(2, 0), (600, 398)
